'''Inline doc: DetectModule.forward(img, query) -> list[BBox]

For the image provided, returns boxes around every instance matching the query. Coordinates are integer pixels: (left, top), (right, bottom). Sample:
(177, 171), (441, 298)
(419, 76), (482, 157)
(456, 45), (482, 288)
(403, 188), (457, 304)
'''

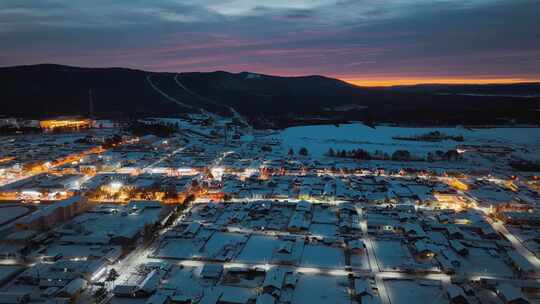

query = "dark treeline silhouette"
(326, 147), (461, 162)
(393, 131), (464, 142)
(0, 125), (41, 135)
(510, 160), (540, 172)
(126, 121), (180, 138)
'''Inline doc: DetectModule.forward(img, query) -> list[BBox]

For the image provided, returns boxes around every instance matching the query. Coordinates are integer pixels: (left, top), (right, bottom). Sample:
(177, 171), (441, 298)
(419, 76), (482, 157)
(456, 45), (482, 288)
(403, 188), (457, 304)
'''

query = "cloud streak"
(0, 0), (539, 84)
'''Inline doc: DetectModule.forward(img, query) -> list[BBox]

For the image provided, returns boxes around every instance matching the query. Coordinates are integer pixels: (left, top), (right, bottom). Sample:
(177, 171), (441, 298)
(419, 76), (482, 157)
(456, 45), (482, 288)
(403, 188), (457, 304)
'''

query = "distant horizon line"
(2, 62), (540, 88)
(342, 77), (540, 87)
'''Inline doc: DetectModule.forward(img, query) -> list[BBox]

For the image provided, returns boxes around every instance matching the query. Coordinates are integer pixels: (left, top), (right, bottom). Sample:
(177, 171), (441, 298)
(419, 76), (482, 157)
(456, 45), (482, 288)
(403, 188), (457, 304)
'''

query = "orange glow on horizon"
(341, 77), (540, 87)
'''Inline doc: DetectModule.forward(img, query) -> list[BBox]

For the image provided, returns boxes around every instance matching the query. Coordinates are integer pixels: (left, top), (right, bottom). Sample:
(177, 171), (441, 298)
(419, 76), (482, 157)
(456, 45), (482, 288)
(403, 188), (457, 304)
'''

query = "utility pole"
(224, 123), (228, 146)
(88, 89), (94, 119)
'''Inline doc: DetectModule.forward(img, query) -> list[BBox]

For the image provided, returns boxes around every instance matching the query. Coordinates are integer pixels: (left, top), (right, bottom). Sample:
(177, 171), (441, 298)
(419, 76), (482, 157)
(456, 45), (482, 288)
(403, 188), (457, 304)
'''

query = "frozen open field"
(280, 123), (540, 158)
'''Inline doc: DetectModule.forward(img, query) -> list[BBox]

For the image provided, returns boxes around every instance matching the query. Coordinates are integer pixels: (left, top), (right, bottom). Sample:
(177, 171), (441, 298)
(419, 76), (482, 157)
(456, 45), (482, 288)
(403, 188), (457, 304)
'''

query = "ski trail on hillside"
(146, 74), (195, 110)
(174, 73), (251, 128)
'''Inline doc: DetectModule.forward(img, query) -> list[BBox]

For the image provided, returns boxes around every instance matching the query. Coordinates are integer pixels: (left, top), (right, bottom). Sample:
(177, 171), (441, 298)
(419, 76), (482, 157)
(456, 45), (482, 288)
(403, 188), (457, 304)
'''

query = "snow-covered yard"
(300, 244), (345, 269)
(291, 273), (350, 304)
(384, 279), (446, 304)
(235, 235), (281, 264)
(457, 247), (514, 277)
(372, 240), (414, 271)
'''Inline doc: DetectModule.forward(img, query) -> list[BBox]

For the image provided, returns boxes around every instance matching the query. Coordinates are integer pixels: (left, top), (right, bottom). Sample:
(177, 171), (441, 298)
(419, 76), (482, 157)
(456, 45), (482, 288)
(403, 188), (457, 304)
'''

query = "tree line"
(126, 120), (180, 138)
(288, 147), (309, 156)
(326, 147), (461, 162)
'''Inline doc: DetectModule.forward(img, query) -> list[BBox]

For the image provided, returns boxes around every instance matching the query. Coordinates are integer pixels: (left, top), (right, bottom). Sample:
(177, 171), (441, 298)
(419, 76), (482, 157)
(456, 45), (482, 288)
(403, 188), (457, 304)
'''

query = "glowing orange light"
(40, 119), (92, 130)
(341, 77), (540, 87)
(0, 157), (15, 164)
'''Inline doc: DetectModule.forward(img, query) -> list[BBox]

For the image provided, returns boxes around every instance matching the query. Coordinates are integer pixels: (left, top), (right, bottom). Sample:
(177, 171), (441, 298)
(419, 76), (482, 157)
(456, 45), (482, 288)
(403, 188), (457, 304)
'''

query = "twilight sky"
(1, 0), (539, 85)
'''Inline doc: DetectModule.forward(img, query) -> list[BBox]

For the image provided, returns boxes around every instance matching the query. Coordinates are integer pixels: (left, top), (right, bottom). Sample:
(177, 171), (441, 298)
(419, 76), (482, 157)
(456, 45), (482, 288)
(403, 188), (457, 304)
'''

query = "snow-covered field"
(384, 279), (445, 304)
(201, 232), (248, 261)
(309, 223), (338, 238)
(372, 240), (414, 271)
(291, 273), (350, 304)
(280, 123), (540, 158)
(235, 235), (279, 264)
(457, 248), (514, 277)
(300, 244), (345, 269)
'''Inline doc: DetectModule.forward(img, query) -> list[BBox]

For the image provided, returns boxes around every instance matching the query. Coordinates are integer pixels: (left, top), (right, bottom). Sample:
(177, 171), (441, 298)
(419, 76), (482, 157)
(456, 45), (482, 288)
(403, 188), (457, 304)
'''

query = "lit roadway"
(144, 145), (187, 170)
(0, 173), (33, 187)
(463, 192), (540, 274)
(0, 155), (94, 188)
(491, 220), (540, 269)
(0, 163), (58, 187)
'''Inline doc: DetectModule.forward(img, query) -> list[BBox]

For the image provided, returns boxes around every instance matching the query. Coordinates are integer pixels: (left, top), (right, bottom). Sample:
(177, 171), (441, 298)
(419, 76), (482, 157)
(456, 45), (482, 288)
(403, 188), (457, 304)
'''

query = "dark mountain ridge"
(1, 64), (539, 127)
